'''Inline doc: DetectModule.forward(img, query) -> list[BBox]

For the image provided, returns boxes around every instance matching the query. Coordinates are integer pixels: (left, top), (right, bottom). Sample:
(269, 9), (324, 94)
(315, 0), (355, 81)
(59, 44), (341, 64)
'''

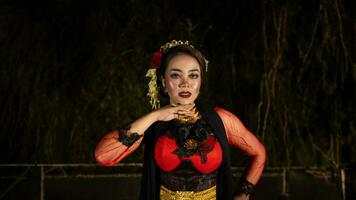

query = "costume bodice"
(154, 119), (223, 174)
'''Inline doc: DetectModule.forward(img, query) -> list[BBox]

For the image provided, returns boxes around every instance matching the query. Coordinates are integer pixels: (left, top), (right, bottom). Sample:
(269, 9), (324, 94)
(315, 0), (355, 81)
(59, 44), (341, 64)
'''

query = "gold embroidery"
(176, 107), (201, 123)
(160, 185), (216, 200)
(184, 139), (198, 150)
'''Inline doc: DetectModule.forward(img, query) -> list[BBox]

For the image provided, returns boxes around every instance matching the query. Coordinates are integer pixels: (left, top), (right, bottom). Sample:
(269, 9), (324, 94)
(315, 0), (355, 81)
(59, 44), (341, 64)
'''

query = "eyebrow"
(170, 68), (200, 73)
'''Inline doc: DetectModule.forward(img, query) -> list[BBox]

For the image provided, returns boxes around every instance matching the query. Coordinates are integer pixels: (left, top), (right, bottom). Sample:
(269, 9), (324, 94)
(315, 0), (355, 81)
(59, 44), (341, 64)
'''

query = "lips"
(178, 92), (192, 98)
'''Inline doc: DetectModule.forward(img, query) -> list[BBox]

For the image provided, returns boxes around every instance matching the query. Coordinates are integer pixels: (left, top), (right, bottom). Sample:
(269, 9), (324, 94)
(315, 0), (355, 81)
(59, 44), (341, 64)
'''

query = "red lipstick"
(178, 92), (192, 98)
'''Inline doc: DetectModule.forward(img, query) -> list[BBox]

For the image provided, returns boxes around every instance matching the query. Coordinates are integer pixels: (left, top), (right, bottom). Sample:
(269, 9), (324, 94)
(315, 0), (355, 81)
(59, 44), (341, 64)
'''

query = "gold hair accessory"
(160, 40), (209, 72)
(160, 40), (193, 53)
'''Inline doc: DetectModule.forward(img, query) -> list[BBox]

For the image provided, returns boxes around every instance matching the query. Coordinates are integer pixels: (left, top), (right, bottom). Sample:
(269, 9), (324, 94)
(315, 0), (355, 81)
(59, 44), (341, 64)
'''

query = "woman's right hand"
(154, 103), (196, 122)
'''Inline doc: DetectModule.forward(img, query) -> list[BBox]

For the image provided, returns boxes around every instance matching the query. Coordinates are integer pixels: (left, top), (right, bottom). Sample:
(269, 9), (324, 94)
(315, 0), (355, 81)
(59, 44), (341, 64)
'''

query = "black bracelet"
(118, 126), (142, 147)
(236, 178), (254, 196)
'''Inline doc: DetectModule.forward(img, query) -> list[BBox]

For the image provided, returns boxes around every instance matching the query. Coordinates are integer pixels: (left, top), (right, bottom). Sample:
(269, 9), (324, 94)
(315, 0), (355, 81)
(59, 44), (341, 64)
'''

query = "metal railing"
(0, 164), (350, 200)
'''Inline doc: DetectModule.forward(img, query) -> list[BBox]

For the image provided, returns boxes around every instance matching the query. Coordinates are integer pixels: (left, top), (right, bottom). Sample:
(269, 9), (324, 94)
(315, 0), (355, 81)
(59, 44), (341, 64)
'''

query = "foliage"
(0, 0), (355, 168)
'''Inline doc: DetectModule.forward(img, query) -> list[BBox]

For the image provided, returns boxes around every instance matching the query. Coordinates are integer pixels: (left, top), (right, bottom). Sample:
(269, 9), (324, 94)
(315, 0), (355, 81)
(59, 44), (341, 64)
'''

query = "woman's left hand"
(234, 194), (249, 200)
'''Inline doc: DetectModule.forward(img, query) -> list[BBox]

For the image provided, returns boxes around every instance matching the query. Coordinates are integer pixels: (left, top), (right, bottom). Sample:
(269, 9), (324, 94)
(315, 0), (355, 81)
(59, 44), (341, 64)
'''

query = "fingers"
(173, 112), (179, 119)
(175, 104), (197, 119)
(176, 110), (195, 117)
(165, 103), (197, 120)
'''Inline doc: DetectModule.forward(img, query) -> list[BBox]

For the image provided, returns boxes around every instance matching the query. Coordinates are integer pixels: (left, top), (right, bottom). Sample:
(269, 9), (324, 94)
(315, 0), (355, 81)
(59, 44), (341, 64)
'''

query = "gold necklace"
(176, 107), (201, 123)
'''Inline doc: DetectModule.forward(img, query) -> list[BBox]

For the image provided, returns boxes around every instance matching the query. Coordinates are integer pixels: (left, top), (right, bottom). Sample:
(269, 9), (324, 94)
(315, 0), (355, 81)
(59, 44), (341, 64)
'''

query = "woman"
(95, 40), (266, 200)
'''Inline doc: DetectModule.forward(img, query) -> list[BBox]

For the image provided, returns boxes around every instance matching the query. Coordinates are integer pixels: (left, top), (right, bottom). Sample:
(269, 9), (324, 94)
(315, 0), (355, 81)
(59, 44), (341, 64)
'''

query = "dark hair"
(156, 44), (208, 96)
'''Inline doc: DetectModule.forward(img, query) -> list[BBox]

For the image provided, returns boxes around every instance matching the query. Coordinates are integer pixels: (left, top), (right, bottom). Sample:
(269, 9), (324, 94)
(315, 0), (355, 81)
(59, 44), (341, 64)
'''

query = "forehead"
(166, 54), (200, 72)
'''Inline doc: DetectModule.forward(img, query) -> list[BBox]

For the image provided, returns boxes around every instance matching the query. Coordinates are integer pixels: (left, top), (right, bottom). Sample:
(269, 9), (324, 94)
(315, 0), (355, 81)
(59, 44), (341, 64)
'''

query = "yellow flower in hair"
(146, 68), (160, 109)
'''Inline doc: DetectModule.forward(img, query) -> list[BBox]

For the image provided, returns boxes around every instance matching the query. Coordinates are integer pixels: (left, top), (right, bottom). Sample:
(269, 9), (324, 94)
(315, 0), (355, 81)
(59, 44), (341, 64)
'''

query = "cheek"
(191, 80), (201, 93)
(165, 79), (179, 92)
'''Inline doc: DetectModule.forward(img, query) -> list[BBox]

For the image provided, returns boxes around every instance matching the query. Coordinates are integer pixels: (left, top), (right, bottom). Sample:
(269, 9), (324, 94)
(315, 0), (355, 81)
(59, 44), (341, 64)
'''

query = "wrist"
(235, 178), (254, 197)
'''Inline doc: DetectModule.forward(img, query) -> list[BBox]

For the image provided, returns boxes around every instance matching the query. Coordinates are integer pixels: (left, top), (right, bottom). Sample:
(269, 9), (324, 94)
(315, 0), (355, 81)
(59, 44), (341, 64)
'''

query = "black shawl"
(139, 101), (236, 200)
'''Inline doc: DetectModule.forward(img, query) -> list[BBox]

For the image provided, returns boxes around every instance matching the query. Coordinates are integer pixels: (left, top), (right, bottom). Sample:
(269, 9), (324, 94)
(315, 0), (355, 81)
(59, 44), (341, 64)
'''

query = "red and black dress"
(155, 118), (222, 194)
(95, 104), (266, 200)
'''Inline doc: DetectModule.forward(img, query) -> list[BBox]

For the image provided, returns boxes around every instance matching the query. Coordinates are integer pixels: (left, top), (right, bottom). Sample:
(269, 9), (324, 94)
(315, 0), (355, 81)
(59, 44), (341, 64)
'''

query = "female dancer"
(95, 40), (266, 200)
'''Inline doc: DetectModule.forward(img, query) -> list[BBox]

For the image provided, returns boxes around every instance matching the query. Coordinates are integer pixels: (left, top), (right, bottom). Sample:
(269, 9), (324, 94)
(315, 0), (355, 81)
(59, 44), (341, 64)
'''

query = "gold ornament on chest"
(184, 139), (198, 150)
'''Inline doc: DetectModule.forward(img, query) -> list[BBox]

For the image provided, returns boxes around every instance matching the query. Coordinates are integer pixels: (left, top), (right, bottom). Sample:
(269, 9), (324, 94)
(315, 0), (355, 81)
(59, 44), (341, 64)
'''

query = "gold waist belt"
(160, 185), (216, 200)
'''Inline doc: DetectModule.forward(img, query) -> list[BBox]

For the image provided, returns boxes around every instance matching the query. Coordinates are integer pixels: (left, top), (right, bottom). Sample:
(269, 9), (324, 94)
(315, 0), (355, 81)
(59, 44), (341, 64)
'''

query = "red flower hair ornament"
(150, 51), (162, 68)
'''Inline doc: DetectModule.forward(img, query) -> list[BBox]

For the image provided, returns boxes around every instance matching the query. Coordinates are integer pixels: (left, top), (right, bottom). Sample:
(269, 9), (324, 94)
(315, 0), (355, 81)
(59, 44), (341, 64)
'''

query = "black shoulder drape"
(139, 101), (236, 200)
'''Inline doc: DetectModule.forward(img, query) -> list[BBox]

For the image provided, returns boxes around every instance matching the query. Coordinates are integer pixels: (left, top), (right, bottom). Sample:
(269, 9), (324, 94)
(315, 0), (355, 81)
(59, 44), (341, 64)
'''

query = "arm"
(95, 111), (159, 166)
(95, 104), (196, 166)
(215, 107), (266, 185)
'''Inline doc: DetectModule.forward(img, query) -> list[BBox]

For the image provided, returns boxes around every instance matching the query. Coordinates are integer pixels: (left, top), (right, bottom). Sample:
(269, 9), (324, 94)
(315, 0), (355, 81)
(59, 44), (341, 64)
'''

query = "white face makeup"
(162, 54), (202, 105)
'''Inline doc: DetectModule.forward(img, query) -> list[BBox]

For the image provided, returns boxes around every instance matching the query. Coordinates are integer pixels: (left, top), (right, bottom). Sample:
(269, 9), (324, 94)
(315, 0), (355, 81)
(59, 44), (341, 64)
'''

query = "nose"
(179, 77), (189, 88)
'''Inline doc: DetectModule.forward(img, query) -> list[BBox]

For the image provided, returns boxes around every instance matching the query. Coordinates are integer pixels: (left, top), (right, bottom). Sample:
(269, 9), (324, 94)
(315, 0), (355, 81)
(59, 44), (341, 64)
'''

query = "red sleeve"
(215, 107), (266, 185)
(94, 130), (143, 166)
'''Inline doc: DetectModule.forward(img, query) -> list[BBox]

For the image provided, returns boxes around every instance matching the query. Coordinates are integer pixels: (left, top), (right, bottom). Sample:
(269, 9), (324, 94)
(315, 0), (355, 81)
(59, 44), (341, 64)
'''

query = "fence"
(0, 164), (352, 200)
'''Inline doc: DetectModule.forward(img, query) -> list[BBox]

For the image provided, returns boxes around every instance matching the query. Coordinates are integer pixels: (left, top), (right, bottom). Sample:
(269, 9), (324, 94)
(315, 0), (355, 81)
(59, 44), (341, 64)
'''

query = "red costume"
(95, 107), (266, 186)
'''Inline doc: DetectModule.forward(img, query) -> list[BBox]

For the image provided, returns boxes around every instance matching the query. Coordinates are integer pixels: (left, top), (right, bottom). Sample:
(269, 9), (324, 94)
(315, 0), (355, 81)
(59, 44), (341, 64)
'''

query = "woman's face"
(162, 54), (201, 105)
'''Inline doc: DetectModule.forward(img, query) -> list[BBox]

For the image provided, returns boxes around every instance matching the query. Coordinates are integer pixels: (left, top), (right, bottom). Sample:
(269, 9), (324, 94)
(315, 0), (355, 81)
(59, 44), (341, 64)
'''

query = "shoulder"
(196, 101), (240, 123)
(214, 106), (244, 125)
(214, 107), (236, 119)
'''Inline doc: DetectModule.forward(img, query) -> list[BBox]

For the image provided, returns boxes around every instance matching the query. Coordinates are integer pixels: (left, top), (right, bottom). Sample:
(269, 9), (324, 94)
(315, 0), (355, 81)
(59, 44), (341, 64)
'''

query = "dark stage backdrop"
(0, 0), (355, 170)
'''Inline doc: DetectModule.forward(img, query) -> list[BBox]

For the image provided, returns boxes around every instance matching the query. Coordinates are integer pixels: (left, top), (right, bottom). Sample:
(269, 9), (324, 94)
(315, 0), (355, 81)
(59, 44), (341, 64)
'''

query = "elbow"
(258, 144), (267, 166)
(249, 143), (266, 166)
(94, 130), (120, 167)
(95, 153), (115, 167)
(94, 146), (116, 167)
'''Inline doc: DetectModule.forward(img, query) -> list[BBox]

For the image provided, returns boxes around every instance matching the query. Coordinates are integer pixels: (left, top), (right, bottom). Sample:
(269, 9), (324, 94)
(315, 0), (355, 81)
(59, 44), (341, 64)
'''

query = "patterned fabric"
(154, 118), (223, 174)
(166, 119), (217, 162)
(159, 162), (217, 192)
(155, 118), (222, 193)
(160, 185), (216, 200)
(118, 125), (143, 146)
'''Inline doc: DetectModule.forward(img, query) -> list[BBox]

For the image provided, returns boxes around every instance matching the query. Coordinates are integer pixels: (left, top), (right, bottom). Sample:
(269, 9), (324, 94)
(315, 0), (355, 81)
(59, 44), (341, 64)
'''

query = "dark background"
(0, 0), (355, 169)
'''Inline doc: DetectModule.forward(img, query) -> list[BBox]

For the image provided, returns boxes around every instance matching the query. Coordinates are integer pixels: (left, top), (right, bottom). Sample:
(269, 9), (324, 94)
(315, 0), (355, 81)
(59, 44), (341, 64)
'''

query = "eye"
(170, 73), (180, 79)
(189, 74), (200, 79)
